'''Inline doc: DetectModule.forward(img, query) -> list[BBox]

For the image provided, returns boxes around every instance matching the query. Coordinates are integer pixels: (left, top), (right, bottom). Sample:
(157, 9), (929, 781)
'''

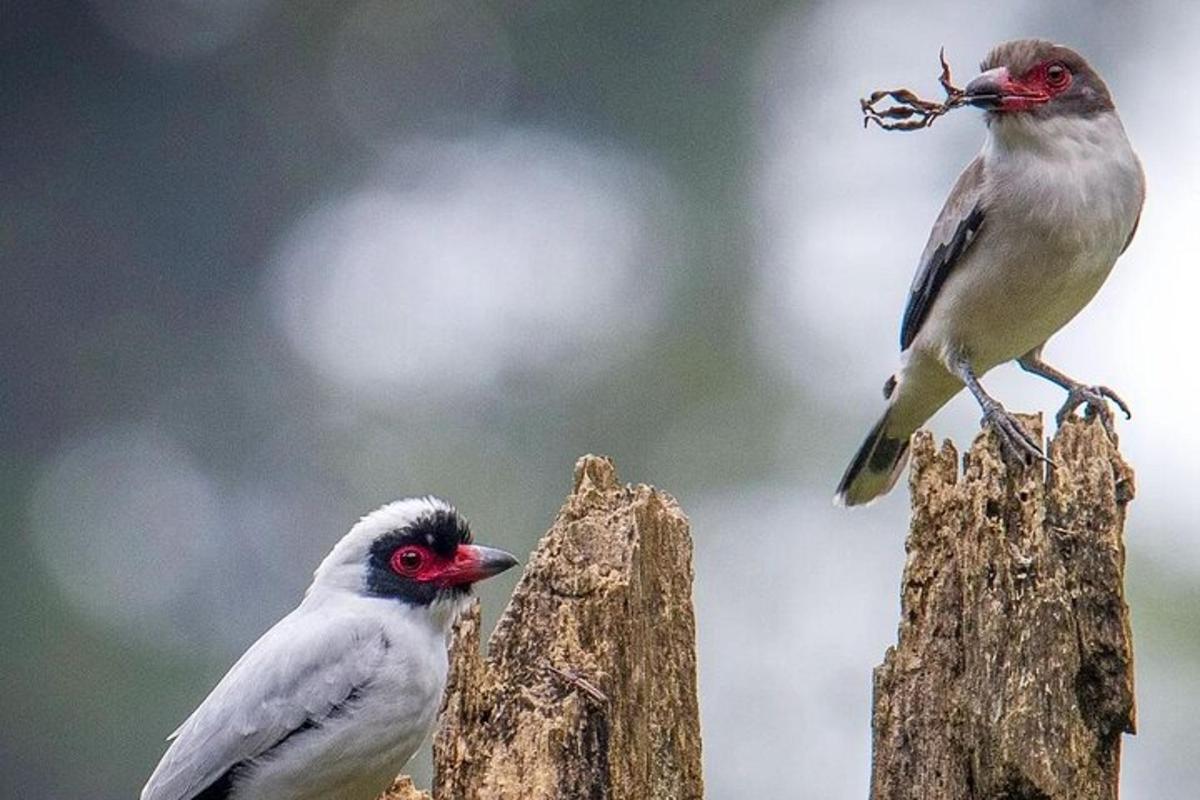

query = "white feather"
(142, 499), (470, 800)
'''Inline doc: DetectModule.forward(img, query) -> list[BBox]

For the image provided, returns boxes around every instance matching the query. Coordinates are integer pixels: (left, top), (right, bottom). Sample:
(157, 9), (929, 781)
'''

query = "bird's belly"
(916, 233), (1118, 374)
(234, 725), (429, 800)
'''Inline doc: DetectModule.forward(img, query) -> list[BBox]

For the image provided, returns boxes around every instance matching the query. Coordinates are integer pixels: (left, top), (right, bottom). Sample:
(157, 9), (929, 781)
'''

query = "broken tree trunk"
(382, 454), (703, 800)
(871, 415), (1136, 800)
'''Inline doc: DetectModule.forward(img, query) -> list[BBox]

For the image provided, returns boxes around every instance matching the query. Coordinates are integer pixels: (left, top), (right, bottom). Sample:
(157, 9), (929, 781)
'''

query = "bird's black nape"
(365, 506), (473, 605)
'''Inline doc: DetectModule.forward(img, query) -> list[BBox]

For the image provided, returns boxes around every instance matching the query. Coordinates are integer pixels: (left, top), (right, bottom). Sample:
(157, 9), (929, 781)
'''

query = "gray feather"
(899, 156), (987, 351)
(141, 611), (390, 800)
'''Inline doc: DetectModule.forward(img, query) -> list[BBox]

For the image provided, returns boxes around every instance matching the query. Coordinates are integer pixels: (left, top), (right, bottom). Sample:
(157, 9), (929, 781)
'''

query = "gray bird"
(141, 498), (518, 800)
(836, 39), (1144, 506)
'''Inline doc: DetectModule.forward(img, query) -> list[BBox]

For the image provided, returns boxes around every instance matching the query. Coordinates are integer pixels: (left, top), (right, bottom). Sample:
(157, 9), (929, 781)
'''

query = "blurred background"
(2, 1), (1197, 797)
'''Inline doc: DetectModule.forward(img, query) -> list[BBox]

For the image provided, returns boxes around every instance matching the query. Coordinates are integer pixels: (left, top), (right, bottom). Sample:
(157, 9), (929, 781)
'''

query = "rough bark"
(382, 454), (703, 800)
(380, 777), (430, 800)
(871, 415), (1136, 800)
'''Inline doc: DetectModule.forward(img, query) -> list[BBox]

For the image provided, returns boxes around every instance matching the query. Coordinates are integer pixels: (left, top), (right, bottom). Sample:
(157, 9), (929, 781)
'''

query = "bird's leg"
(1016, 350), (1131, 437)
(951, 355), (1050, 466)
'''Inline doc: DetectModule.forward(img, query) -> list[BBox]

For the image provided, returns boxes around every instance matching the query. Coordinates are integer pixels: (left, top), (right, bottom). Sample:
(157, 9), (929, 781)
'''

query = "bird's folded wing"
(899, 155), (988, 351)
(141, 610), (390, 800)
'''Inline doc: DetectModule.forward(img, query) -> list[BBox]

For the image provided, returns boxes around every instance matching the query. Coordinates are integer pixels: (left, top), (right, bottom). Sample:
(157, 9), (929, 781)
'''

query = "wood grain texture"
(383, 454), (702, 800)
(871, 415), (1136, 800)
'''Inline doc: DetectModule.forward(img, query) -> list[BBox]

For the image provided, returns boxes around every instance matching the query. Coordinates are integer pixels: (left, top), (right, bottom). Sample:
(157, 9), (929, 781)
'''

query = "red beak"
(434, 544), (519, 587)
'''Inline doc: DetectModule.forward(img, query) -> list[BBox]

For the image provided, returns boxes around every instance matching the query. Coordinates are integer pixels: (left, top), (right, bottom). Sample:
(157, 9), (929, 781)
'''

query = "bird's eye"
(391, 548), (424, 574)
(1046, 63), (1069, 88)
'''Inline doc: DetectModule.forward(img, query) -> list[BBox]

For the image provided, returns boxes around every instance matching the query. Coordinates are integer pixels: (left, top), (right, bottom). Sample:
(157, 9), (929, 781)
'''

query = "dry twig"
(861, 48), (967, 131)
(544, 663), (610, 705)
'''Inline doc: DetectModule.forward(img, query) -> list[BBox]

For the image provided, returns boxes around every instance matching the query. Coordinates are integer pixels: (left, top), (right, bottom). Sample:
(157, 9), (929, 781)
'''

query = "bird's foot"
(981, 401), (1051, 467)
(1056, 384), (1131, 438)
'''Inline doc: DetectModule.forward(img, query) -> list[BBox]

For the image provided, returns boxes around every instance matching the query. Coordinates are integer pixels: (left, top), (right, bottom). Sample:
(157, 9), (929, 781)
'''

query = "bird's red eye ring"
(1045, 62), (1070, 89)
(391, 547), (423, 575)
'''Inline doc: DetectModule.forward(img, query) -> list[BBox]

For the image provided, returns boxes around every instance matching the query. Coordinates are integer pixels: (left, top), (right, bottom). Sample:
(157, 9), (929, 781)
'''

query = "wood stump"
(871, 416), (1136, 800)
(383, 454), (703, 800)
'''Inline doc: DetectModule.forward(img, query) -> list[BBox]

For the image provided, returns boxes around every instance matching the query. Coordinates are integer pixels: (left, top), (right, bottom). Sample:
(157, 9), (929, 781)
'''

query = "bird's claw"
(1056, 384), (1131, 438)
(981, 403), (1052, 468)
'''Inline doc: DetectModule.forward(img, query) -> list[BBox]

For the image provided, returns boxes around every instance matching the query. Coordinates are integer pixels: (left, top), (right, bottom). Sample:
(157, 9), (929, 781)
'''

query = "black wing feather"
(190, 770), (237, 800)
(899, 206), (984, 349)
(182, 686), (363, 800)
(898, 156), (988, 351)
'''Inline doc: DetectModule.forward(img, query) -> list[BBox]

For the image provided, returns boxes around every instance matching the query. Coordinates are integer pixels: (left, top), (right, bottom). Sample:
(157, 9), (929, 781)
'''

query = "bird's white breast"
(231, 597), (451, 800)
(918, 110), (1143, 372)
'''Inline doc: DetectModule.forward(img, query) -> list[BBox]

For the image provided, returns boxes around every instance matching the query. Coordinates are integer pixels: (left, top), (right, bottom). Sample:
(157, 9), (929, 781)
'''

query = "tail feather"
(835, 408), (911, 507)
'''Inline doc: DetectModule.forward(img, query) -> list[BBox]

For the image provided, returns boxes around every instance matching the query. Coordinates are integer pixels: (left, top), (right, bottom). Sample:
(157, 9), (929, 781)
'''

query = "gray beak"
(470, 545), (519, 579)
(963, 67), (1008, 109)
(440, 543), (519, 586)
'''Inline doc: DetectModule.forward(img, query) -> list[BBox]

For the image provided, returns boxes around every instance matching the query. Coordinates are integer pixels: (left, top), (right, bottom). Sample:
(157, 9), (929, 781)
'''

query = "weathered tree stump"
(382, 454), (703, 800)
(871, 415), (1136, 799)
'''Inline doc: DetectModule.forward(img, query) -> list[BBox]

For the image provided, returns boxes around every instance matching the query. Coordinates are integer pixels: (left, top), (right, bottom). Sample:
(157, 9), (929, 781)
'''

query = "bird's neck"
(983, 110), (1129, 161)
(302, 583), (470, 638)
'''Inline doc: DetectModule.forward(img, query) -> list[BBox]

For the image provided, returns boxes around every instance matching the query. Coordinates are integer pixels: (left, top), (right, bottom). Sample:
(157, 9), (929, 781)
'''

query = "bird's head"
(962, 39), (1114, 120)
(310, 497), (518, 610)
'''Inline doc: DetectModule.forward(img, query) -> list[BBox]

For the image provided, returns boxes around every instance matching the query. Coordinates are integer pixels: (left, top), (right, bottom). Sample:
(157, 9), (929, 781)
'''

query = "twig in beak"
(861, 48), (967, 131)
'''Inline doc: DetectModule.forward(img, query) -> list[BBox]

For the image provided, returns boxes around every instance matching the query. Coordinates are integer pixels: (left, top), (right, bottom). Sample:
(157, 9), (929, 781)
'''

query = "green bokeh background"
(2, 2), (1196, 798)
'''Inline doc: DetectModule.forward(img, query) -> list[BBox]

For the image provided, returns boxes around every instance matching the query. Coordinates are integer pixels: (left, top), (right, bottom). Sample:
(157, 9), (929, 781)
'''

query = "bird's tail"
(834, 407), (911, 507)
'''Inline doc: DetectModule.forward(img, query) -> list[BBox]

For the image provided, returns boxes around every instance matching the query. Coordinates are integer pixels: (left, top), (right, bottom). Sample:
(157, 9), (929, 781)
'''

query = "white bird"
(141, 497), (518, 800)
(837, 39), (1145, 506)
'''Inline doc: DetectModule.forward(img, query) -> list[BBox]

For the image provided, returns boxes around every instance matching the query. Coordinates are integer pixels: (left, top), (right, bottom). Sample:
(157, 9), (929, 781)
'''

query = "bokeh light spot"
(28, 424), (221, 641)
(268, 130), (681, 401)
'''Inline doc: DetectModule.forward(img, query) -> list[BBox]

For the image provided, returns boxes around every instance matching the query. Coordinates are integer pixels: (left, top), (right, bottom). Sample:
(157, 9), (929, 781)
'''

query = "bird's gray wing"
(899, 155), (988, 351)
(141, 607), (390, 800)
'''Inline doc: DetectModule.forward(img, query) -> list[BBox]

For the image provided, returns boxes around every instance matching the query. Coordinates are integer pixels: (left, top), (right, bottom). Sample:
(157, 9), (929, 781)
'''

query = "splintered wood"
(861, 48), (967, 131)
(382, 454), (703, 800)
(871, 416), (1136, 800)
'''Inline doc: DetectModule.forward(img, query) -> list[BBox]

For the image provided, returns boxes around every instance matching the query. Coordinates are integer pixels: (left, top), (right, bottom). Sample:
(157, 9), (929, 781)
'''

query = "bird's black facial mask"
(365, 508), (517, 605)
(366, 509), (474, 605)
